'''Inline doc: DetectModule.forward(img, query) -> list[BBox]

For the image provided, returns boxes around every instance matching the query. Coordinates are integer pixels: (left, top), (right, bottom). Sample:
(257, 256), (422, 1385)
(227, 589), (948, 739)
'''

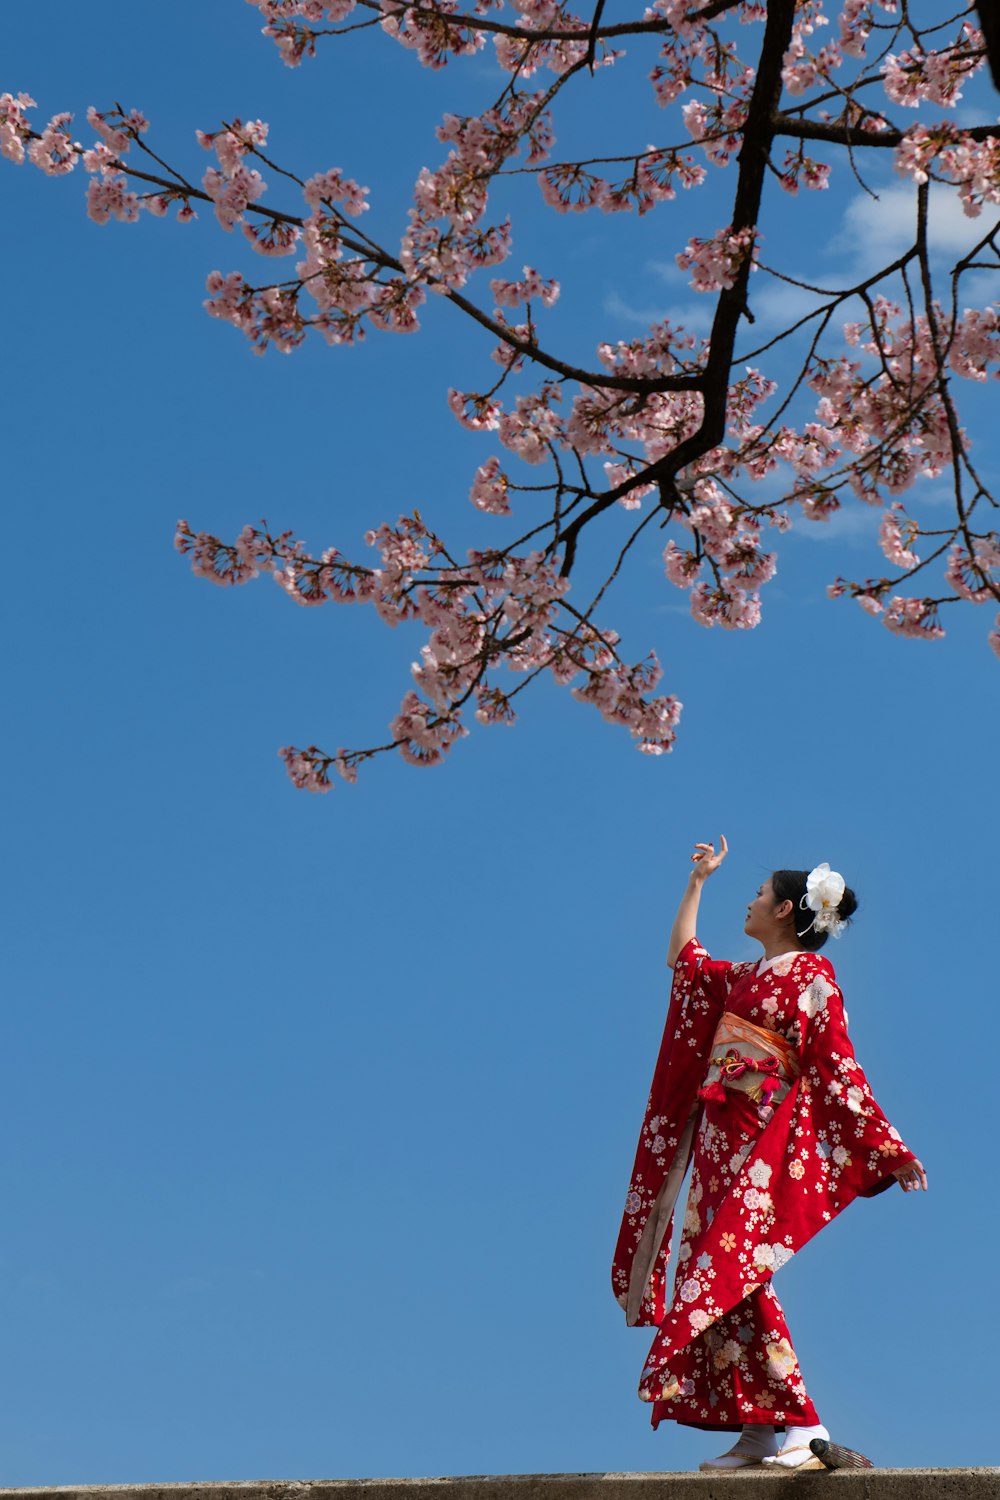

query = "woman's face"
(744, 877), (786, 941)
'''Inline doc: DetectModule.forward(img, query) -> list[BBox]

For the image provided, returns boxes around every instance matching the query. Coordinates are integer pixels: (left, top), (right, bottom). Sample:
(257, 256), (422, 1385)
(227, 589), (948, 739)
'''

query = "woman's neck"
(760, 936), (805, 960)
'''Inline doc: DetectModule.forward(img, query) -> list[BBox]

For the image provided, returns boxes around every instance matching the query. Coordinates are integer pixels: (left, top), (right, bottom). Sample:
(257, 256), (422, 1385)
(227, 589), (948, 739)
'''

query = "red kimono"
(612, 938), (915, 1431)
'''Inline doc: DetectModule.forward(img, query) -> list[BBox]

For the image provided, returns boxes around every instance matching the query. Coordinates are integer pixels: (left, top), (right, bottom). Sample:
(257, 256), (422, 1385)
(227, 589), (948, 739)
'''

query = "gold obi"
(698, 1011), (801, 1115)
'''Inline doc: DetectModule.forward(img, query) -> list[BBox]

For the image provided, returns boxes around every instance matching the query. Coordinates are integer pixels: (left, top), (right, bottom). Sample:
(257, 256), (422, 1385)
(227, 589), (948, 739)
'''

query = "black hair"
(771, 868), (859, 952)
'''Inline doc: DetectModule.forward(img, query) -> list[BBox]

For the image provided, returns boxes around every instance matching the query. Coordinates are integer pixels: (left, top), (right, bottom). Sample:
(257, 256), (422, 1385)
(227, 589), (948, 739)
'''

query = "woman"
(611, 836), (926, 1472)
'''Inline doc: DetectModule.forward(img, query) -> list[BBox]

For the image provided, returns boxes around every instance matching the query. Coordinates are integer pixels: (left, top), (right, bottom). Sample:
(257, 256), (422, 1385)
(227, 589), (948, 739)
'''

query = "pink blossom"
(333, 751), (359, 785)
(380, 0), (487, 70)
(490, 266), (559, 309)
(303, 166), (369, 215)
(882, 597), (945, 640)
(722, 539), (777, 591)
(883, 25), (984, 110)
(448, 388), (501, 432)
(202, 161), (267, 230)
(604, 463), (654, 509)
(367, 279), (426, 333)
(27, 112), (77, 175)
(538, 164), (607, 212)
(799, 491), (841, 522)
(949, 305), (1000, 380)
(390, 691), (468, 767)
(279, 745), (332, 793)
(0, 91), (36, 164)
(199, 117), (268, 172)
(878, 504), (920, 568)
(944, 544), (993, 602)
(205, 269), (256, 336)
(497, 389), (564, 464)
(87, 174), (140, 224)
(469, 456), (511, 515)
(782, 40), (843, 96)
(689, 580), (762, 630)
(663, 540), (701, 588)
(777, 149), (831, 194)
(838, 0), (875, 59)
(572, 654), (682, 755)
(474, 685), (516, 726)
(86, 105), (148, 154)
(175, 519), (271, 585)
(894, 127), (1000, 217)
(676, 225), (757, 292)
(242, 219), (301, 256)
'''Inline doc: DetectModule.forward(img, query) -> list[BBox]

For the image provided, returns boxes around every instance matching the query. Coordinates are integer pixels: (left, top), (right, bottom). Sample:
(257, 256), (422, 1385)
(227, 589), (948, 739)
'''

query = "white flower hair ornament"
(800, 863), (848, 938)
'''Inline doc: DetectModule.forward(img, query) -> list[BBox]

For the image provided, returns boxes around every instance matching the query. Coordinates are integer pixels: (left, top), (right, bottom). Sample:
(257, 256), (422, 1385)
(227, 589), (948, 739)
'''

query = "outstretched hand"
(893, 1158), (928, 1192)
(690, 835), (728, 882)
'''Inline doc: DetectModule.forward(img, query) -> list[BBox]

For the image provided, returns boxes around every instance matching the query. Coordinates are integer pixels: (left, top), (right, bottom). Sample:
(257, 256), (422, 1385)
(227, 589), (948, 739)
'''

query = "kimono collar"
(756, 950), (804, 977)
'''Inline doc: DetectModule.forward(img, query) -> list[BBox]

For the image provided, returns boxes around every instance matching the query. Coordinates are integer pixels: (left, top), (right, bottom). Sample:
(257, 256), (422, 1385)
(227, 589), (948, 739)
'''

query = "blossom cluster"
(5, 0), (1000, 787)
(175, 516), (682, 786)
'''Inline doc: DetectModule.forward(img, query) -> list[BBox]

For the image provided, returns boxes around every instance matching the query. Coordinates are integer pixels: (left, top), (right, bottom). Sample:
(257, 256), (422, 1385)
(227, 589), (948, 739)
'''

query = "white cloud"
(835, 179), (988, 265)
(743, 277), (828, 332)
(603, 286), (713, 333)
(648, 257), (693, 287)
(790, 504), (880, 545)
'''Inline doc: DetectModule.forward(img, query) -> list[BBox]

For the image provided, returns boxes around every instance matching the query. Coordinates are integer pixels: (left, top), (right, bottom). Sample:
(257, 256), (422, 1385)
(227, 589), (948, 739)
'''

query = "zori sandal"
(699, 1444), (770, 1471)
(761, 1444), (827, 1470)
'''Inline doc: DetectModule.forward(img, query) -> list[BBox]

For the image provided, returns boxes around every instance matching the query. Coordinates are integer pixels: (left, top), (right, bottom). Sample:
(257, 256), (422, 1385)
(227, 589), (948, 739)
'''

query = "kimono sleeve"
(611, 936), (731, 1324)
(672, 936), (733, 1022)
(797, 968), (917, 1201)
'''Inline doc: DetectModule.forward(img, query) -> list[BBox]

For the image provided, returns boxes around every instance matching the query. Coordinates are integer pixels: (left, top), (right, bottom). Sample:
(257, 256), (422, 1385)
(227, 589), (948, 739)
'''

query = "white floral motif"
(752, 1242), (794, 1272)
(729, 1146), (753, 1175)
(798, 974), (835, 1018)
(748, 1160), (773, 1188)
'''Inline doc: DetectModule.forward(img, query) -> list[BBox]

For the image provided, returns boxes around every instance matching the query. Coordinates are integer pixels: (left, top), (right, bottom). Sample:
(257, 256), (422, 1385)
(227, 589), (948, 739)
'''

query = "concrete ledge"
(0, 1472), (996, 1500)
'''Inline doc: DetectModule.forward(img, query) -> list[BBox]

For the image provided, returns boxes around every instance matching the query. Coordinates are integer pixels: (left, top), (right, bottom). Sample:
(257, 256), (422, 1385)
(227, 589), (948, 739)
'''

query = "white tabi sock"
(764, 1422), (830, 1467)
(731, 1424), (779, 1456)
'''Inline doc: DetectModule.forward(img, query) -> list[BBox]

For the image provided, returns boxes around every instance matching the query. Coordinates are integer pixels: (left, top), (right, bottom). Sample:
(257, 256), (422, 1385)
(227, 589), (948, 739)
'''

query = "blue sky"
(2, 2), (998, 1484)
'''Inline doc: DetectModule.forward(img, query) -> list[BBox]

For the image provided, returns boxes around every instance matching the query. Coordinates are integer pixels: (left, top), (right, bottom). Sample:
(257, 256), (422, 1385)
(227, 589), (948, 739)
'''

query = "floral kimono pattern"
(612, 938), (915, 1431)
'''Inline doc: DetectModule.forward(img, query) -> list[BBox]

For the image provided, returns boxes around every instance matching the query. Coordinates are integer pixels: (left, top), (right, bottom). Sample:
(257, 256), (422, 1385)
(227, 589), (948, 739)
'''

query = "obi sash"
(697, 1011), (800, 1115)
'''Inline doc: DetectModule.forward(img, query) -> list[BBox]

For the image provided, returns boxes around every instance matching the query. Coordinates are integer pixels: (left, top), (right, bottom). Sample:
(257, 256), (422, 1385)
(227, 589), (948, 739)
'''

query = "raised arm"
(667, 835), (729, 968)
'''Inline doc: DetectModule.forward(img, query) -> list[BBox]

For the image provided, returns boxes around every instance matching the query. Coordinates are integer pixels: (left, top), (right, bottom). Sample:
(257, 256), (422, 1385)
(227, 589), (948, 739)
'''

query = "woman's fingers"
(689, 836), (728, 878)
(894, 1158), (928, 1192)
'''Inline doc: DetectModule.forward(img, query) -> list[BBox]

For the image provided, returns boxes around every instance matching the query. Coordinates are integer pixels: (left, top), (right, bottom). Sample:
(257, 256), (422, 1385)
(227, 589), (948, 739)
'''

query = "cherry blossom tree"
(4, 0), (998, 788)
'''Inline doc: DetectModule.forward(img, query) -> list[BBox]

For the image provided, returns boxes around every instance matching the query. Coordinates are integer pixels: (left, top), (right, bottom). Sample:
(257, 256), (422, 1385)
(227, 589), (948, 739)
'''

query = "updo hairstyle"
(771, 868), (859, 952)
